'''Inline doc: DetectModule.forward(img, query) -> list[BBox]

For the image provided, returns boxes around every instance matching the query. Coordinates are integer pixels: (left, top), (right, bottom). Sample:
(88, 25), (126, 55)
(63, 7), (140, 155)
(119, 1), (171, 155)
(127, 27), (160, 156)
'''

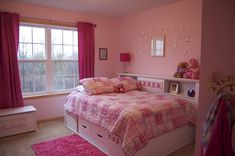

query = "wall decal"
(131, 25), (193, 57)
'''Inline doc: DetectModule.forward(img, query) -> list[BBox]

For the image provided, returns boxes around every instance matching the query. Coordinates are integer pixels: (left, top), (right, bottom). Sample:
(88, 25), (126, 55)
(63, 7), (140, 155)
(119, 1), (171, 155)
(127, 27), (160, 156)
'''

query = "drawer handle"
(97, 134), (102, 138)
(82, 125), (87, 128)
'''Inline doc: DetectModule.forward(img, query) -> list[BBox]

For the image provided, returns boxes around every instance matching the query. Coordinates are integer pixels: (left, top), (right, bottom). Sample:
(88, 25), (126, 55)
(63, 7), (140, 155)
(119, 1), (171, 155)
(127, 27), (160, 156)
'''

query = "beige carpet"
(0, 118), (194, 156)
(0, 118), (73, 156)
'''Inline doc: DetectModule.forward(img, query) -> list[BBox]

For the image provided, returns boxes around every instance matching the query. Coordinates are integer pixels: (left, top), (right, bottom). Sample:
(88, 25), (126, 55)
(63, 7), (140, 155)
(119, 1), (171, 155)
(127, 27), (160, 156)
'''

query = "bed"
(64, 76), (197, 156)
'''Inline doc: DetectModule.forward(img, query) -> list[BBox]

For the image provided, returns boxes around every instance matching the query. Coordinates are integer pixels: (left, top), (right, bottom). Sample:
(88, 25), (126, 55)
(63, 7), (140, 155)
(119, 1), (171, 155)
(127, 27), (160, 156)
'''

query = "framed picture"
(99, 48), (108, 60)
(169, 82), (179, 94)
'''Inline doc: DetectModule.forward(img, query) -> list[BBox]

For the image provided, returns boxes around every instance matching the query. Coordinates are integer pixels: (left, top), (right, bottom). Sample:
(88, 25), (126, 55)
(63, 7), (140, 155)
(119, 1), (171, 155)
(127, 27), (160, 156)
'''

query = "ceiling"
(9, 0), (181, 18)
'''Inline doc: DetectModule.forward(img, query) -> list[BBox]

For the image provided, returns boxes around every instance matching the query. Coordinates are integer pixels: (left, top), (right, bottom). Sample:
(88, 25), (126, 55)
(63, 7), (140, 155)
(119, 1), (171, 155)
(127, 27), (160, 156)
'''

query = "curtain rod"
(20, 16), (97, 28)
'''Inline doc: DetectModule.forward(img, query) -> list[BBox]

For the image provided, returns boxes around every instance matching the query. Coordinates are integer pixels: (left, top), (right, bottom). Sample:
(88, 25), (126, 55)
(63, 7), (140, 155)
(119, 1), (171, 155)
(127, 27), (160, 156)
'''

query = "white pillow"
(74, 85), (87, 94)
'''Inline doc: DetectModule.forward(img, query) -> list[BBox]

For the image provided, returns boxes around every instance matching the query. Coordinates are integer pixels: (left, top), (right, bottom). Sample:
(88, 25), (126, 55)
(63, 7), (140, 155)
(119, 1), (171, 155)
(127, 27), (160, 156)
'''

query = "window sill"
(23, 91), (72, 100)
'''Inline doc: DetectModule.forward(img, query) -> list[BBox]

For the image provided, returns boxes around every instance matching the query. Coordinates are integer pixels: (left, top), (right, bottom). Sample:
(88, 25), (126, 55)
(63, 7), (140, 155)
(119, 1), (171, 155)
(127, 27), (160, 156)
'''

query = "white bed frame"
(64, 111), (195, 156)
(64, 73), (199, 156)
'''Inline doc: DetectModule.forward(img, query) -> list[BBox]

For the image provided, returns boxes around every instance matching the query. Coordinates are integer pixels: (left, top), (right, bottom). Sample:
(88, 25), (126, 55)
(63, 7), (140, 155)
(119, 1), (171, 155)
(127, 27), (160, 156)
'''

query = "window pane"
(64, 76), (74, 89)
(19, 62), (45, 76)
(53, 76), (64, 90)
(18, 43), (32, 59)
(19, 62), (33, 77)
(21, 77), (34, 93)
(33, 62), (46, 75)
(35, 76), (46, 92)
(75, 75), (79, 86)
(19, 62), (46, 94)
(73, 46), (78, 58)
(33, 44), (45, 59)
(63, 45), (73, 59)
(19, 26), (32, 43)
(33, 27), (45, 43)
(19, 26), (46, 60)
(74, 62), (78, 74)
(53, 61), (77, 90)
(64, 62), (73, 75)
(51, 29), (62, 44)
(53, 62), (64, 75)
(52, 45), (63, 59)
(53, 62), (73, 75)
(53, 75), (76, 90)
(73, 31), (78, 45)
(63, 30), (73, 45)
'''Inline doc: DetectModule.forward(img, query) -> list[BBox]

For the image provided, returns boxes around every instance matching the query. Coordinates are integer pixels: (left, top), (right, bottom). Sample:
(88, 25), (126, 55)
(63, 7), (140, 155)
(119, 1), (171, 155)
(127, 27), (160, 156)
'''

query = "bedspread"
(65, 90), (197, 156)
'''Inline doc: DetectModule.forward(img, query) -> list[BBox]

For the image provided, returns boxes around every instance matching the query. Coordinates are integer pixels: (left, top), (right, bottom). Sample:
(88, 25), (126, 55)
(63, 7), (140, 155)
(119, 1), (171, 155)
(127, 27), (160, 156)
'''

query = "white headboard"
(138, 77), (164, 93)
(118, 73), (199, 105)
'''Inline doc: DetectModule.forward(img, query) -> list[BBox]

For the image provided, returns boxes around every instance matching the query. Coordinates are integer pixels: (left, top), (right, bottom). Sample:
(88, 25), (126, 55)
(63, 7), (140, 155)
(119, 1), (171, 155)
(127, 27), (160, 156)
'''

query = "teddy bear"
(173, 62), (187, 78)
(115, 84), (125, 93)
(183, 58), (200, 79)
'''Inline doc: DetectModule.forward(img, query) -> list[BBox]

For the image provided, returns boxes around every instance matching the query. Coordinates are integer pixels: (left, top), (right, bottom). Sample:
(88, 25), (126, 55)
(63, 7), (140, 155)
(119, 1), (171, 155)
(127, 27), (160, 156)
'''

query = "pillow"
(111, 77), (137, 92)
(73, 85), (87, 94)
(79, 77), (115, 95)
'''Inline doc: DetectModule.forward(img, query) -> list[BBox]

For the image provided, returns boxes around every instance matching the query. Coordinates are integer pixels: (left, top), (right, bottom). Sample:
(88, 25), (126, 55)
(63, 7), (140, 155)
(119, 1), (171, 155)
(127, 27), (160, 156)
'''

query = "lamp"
(120, 53), (130, 73)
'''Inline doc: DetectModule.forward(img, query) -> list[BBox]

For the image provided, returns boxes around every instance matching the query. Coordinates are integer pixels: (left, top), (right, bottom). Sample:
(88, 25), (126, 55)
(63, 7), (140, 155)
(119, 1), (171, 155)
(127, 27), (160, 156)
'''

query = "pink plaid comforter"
(64, 90), (196, 156)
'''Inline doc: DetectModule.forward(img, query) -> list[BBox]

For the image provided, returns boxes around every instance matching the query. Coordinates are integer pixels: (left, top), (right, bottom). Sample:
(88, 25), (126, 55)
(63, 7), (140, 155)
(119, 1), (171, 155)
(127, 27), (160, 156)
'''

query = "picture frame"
(169, 82), (179, 94)
(99, 48), (108, 60)
(151, 36), (164, 57)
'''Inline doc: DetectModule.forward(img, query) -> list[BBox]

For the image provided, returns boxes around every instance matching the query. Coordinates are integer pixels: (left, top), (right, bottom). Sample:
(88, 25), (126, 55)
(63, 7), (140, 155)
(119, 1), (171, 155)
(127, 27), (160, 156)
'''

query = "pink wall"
(23, 95), (67, 121)
(115, 0), (202, 76)
(195, 0), (235, 155)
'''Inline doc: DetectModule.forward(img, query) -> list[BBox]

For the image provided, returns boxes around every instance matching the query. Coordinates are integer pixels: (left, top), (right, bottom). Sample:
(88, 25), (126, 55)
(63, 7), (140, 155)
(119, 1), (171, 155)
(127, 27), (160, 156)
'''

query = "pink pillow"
(111, 77), (137, 92)
(79, 77), (115, 95)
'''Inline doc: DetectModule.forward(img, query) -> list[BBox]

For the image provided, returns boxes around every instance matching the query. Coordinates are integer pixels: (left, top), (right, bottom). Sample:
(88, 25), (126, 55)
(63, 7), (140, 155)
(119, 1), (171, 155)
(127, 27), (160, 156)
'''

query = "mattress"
(64, 90), (196, 156)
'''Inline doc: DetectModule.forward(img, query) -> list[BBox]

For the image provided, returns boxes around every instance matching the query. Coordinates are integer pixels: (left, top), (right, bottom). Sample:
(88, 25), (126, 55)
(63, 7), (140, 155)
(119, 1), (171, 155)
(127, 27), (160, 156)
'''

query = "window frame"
(18, 23), (78, 96)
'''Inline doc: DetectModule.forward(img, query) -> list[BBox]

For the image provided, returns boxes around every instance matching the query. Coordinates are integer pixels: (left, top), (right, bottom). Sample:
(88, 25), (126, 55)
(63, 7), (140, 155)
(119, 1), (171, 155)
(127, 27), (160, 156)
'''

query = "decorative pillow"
(111, 77), (137, 92)
(73, 85), (87, 94)
(79, 77), (115, 95)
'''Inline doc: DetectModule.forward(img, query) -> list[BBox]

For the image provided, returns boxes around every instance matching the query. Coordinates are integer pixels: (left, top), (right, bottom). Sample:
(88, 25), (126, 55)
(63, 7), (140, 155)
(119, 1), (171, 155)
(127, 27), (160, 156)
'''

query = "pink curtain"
(0, 12), (24, 109)
(77, 22), (95, 79)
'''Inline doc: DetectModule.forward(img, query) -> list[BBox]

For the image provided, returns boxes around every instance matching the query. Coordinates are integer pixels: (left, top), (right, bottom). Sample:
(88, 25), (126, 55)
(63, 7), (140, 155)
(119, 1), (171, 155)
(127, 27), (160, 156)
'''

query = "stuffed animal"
(115, 84), (125, 93)
(183, 58), (200, 79)
(174, 62), (187, 78)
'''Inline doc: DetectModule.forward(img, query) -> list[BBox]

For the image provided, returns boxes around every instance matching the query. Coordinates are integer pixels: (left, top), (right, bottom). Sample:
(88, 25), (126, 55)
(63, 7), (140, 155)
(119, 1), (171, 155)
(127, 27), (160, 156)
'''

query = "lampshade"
(120, 53), (130, 62)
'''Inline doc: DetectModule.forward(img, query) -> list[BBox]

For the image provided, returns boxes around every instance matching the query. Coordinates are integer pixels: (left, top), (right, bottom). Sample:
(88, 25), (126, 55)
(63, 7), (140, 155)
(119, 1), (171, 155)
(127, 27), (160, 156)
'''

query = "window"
(51, 29), (78, 91)
(18, 24), (78, 95)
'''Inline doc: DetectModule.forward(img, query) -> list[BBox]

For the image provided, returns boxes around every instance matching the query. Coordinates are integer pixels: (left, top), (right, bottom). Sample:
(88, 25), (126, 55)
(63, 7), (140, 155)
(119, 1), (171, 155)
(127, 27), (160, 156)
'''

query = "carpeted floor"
(0, 118), (73, 156)
(0, 118), (194, 156)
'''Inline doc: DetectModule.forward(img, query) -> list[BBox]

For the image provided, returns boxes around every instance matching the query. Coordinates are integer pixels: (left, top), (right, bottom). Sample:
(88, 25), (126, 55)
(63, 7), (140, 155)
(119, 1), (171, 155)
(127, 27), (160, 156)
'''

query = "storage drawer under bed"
(79, 117), (108, 153)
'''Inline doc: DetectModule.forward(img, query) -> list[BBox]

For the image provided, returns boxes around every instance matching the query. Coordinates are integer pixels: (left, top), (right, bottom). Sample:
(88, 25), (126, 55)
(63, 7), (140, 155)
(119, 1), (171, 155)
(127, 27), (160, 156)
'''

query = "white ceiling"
(9, 0), (181, 17)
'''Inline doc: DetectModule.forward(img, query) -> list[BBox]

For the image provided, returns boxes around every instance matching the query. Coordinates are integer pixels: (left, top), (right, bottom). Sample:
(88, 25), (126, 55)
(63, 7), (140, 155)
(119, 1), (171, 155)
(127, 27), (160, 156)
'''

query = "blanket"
(65, 90), (196, 156)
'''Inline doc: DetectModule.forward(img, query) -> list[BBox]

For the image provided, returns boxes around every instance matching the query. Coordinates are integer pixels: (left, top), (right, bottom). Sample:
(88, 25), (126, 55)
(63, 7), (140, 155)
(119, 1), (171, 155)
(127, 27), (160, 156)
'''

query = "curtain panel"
(0, 12), (24, 109)
(77, 22), (95, 79)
